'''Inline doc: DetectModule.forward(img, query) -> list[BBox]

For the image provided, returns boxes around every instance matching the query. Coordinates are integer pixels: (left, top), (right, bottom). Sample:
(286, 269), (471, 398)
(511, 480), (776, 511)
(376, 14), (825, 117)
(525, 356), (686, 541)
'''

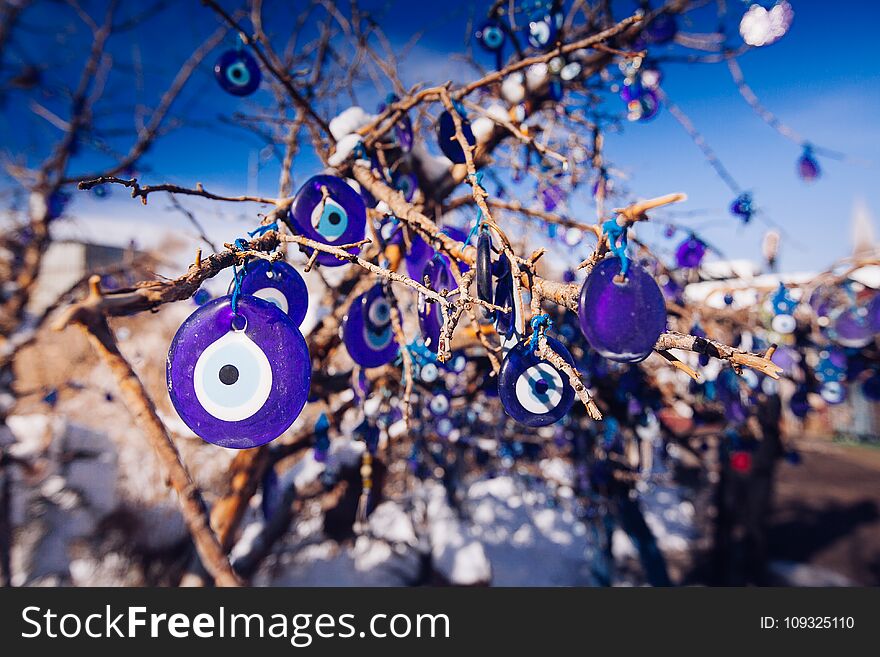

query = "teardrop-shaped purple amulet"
(343, 284), (399, 368)
(288, 174), (366, 267)
(578, 257), (666, 363)
(167, 296), (311, 449)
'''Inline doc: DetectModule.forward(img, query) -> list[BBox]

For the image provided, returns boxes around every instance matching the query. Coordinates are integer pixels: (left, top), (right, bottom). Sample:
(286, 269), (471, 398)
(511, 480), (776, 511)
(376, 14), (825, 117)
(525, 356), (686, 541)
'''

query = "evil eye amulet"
(819, 381), (846, 405)
(498, 336), (575, 427)
(342, 284), (399, 368)
(476, 229), (494, 312)
(214, 49), (261, 96)
(437, 111), (476, 164)
(419, 255), (454, 353)
(475, 20), (506, 52)
(236, 259), (308, 326)
(578, 257), (666, 363)
(166, 296), (310, 449)
(289, 175), (366, 267)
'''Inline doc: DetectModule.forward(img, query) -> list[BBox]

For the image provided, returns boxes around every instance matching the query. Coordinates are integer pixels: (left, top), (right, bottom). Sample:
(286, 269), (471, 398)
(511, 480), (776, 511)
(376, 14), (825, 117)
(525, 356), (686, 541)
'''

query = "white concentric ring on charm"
(193, 330), (273, 422)
(515, 363), (563, 413)
(771, 313), (795, 334)
(252, 287), (289, 314)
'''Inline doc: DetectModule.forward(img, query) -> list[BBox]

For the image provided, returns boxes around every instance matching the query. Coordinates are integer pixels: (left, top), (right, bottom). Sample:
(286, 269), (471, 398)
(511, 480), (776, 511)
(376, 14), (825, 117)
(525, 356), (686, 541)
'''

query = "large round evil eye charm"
(437, 110), (476, 164)
(342, 285), (399, 368)
(236, 259), (308, 327)
(289, 175), (366, 267)
(419, 255), (455, 353)
(476, 229), (494, 311)
(498, 336), (575, 427)
(214, 49), (261, 96)
(578, 257), (666, 363)
(166, 296), (310, 449)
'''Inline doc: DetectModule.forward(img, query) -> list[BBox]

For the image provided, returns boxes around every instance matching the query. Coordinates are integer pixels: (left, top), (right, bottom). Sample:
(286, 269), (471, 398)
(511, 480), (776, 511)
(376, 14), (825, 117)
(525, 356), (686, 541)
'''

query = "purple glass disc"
(237, 259), (308, 327)
(289, 174), (366, 267)
(342, 284), (399, 368)
(578, 257), (666, 363)
(166, 295), (310, 449)
(498, 335), (575, 427)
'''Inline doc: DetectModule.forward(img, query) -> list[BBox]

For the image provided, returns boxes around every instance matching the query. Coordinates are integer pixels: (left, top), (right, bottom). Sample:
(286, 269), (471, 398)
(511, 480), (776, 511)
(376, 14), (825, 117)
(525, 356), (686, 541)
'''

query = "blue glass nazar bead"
(377, 93), (413, 152)
(730, 193), (754, 223)
(498, 335), (575, 427)
(797, 146), (820, 182)
(476, 229), (494, 313)
(578, 257), (666, 363)
(166, 295), (310, 449)
(342, 284), (399, 368)
(475, 20), (506, 52)
(289, 175), (366, 267)
(214, 49), (262, 96)
(236, 259), (308, 327)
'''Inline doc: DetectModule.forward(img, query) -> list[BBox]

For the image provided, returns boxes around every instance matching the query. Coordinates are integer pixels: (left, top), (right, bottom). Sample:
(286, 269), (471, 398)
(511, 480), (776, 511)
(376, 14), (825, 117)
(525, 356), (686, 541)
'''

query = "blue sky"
(4, 1), (879, 273)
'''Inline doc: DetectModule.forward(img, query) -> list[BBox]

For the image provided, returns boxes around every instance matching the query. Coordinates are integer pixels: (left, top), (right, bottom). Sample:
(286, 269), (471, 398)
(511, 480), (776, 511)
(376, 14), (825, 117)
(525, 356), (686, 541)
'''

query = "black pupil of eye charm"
(166, 295), (311, 449)
(214, 49), (261, 97)
(498, 335), (575, 427)
(289, 175), (367, 268)
(219, 364), (239, 385)
(342, 284), (399, 368)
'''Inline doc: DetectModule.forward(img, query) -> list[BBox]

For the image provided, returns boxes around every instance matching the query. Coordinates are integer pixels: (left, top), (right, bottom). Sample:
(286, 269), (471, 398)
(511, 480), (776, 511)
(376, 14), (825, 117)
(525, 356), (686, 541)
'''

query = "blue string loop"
(248, 220), (278, 237)
(230, 238), (252, 314)
(352, 140), (367, 161)
(602, 218), (630, 277)
(527, 313), (553, 353)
